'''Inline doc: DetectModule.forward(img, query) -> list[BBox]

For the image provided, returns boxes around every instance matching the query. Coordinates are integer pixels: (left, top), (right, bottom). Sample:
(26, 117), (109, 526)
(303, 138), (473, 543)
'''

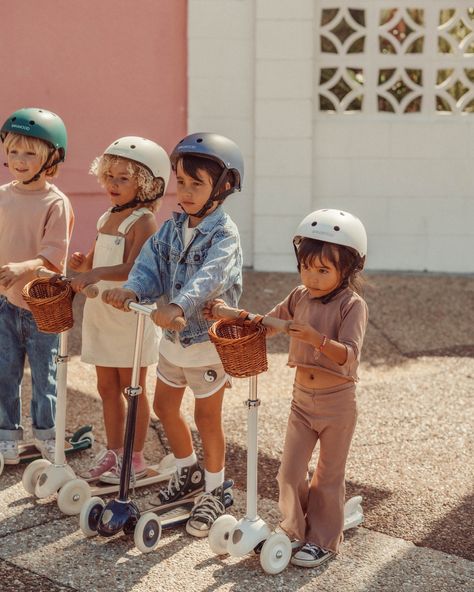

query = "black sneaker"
(154, 463), (204, 506)
(185, 484), (226, 538)
(290, 542), (334, 568)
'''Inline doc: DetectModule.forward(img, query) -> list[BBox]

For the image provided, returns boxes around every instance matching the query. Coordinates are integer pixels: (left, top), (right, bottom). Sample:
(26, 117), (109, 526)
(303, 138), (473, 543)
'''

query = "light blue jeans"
(0, 295), (58, 441)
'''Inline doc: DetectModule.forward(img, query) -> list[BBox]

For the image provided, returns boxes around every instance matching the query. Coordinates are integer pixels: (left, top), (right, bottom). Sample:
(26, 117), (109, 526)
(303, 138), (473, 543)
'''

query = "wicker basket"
(22, 277), (74, 333)
(208, 311), (268, 378)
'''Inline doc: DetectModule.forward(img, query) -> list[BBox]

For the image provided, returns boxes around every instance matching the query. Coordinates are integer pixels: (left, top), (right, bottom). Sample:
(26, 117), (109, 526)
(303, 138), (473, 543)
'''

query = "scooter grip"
(212, 303), (241, 319)
(82, 284), (99, 299)
(262, 316), (291, 334)
(212, 303), (290, 334)
(36, 267), (60, 279)
(163, 315), (186, 332)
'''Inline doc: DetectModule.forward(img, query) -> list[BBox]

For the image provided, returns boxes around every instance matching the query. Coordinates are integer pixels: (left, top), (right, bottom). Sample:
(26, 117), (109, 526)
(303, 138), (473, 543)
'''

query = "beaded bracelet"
(314, 335), (327, 360)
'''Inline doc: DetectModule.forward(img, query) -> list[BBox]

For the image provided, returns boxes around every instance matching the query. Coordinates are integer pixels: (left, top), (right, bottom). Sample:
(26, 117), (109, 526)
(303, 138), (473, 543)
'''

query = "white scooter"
(207, 307), (364, 575)
(21, 270), (98, 515)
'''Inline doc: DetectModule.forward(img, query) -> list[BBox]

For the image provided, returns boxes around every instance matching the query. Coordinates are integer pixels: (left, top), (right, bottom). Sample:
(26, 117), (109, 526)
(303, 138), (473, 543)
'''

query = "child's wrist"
(314, 334), (328, 360)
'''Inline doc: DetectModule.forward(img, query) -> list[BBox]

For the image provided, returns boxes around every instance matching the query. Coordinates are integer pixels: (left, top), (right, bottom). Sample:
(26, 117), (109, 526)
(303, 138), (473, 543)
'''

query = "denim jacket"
(124, 206), (242, 346)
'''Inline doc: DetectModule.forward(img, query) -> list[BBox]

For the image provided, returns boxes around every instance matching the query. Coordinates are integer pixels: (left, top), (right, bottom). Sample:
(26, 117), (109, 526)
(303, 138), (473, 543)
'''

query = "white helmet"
(294, 209), (367, 258)
(104, 136), (171, 191)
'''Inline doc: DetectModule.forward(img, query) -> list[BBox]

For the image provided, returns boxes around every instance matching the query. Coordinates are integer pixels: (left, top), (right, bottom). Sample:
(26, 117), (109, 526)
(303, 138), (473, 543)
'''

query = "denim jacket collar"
(172, 205), (226, 236)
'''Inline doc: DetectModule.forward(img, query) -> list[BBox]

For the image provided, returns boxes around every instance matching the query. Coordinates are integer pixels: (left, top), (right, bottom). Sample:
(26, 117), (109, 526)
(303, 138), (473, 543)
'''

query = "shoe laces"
(159, 470), (187, 502)
(191, 491), (225, 522)
(301, 542), (323, 557)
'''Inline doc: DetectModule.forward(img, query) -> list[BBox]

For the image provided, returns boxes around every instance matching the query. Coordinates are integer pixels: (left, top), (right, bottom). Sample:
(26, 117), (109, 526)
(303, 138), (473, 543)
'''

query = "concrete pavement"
(0, 271), (472, 591)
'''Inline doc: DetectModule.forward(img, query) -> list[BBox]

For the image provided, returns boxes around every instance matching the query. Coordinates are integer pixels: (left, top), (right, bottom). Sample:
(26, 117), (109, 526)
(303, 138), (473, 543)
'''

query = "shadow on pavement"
(416, 491), (474, 561)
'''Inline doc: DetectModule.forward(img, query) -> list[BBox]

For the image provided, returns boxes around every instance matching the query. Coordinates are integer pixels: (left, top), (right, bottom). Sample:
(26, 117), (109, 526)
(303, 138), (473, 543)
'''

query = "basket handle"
(236, 310), (265, 329)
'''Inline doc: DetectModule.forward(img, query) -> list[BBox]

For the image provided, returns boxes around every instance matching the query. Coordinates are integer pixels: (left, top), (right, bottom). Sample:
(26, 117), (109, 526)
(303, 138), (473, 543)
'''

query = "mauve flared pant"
(277, 380), (357, 553)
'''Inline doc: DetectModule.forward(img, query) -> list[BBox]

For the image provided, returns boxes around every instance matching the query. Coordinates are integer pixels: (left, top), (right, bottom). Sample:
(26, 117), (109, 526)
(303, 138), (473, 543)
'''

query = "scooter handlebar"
(125, 300), (186, 332)
(212, 303), (291, 334)
(35, 267), (98, 299)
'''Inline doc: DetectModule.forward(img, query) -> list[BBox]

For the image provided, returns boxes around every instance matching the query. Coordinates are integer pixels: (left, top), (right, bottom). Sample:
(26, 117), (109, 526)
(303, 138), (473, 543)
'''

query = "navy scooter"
(79, 301), (233, 553)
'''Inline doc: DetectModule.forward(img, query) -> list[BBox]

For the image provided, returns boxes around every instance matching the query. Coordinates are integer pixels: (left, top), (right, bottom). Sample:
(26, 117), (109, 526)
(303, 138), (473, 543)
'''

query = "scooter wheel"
(260, 533), (292, 575)
(57, 479), (91, 516)
(134, 513), (162, 553)
(22, 459), (50, 495)
(0, 452), (4, 476)
(80, 496), (105, 537)
(208, 514), (237, 556)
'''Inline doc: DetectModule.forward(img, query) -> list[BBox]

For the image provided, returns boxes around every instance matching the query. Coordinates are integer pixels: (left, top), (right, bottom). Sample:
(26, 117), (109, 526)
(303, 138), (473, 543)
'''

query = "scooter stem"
(54, 331), (68, 465)
(246, 375), (260, 521)
(118, 313), (145, 501)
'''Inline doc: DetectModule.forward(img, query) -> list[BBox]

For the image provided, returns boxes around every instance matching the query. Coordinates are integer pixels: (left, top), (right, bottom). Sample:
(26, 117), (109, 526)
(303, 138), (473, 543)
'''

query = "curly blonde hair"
(90, 154), (163, 211)
(3, 132), (61, 178)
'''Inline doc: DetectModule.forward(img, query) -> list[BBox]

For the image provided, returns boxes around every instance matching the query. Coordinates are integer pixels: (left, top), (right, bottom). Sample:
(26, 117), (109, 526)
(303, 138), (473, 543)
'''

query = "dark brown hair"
(178, 154), (235, 193)
(296, 237), (365, 294)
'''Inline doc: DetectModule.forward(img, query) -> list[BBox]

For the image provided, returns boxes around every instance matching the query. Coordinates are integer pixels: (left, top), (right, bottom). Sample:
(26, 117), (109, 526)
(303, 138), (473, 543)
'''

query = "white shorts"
(156, 354), (232, 399)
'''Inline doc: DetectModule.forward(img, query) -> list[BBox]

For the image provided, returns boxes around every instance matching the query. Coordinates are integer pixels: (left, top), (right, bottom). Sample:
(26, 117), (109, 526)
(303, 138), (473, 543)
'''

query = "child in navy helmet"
(103, 132), (244, 537)
(205, 209), (368, 567)
(0, 107), (74, 463)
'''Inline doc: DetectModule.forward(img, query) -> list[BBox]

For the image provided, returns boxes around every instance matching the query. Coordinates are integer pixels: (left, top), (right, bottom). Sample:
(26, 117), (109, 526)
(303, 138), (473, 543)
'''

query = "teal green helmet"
(1, 107), (67, 161)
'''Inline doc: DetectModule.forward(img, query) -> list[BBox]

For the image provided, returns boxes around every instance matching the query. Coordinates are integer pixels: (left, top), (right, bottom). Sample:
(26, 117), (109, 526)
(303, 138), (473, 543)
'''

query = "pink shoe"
(99, 455), (148, 485)
(80, 449), (118, 481)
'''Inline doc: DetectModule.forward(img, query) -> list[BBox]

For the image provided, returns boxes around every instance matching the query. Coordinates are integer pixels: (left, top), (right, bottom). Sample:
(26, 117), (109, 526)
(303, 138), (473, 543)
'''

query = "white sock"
(205, 468), (224, 492)
(175, 451), (198, 474)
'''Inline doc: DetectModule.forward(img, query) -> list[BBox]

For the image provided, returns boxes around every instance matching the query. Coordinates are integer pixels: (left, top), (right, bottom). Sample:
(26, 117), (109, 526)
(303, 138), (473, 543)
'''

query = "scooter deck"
(87, 457), (177, 496)
(14, 425), (93, 465)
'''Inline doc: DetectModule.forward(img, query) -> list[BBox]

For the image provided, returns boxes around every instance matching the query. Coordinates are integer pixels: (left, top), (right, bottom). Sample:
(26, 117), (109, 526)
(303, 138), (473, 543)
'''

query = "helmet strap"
(110, 193), (161, 213)
(190, 168), (232, 219)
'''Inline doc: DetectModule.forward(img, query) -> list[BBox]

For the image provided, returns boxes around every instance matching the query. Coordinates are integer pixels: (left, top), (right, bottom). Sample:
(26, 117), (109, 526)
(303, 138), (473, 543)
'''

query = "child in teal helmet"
(0, 107), (74, 463)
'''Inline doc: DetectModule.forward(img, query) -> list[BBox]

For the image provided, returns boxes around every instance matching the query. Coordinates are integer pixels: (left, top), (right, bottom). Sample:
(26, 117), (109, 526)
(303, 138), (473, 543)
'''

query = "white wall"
(188, 0), (255, 267)
(188, 0), (474, 273)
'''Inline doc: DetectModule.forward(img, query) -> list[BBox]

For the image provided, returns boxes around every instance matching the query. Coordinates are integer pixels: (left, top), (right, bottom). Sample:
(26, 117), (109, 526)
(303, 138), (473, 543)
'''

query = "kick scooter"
(0, 426), (94, 477)
(79, 300), (227, 553)
(19, 269), (97, 514)
(206, 305), (364, 575)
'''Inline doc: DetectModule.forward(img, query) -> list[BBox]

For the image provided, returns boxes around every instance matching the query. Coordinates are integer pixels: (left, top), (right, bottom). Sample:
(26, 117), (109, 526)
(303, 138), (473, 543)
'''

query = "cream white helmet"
(294, 209), (367, 259)
(104, 136), (171, 192)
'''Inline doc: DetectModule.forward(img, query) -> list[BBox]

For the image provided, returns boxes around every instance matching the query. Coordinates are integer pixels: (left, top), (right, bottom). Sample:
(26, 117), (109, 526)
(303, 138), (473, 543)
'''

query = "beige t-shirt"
(0, 181), (74, 310)
(266, 285), (368, 382)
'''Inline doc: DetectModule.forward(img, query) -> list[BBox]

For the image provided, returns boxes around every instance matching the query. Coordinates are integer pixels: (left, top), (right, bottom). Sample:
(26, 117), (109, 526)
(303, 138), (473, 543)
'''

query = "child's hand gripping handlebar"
(36, 267), (99, 299)
(208, 300), (291, 334)
(124, 300), (186, 332)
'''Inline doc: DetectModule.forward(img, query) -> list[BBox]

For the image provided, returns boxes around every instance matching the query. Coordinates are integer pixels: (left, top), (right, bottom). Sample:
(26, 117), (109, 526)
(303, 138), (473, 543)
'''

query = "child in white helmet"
(69, 137), (171, 482)
(205, 209), (368, 567)
(103, 132), (243, 537)
(0, 107), (74, 463)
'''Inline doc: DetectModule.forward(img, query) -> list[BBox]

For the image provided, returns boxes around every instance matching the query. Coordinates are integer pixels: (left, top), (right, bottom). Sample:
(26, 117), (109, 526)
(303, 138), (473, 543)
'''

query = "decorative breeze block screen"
(317, 5), (474, 114)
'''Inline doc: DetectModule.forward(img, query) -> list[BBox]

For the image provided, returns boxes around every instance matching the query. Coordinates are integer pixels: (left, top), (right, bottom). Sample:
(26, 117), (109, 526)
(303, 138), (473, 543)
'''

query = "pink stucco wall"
(0, 0), (187, 252)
